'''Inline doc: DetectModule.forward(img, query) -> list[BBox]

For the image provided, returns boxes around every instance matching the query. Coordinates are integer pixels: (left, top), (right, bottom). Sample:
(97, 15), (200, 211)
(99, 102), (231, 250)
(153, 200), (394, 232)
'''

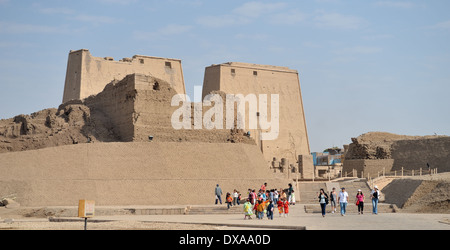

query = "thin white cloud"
(0, 41), (36, 48)
(197, 1), (290, 28)
(72, 14), (121, 25)
(430, 20), (450, 30)
(167, 0), (203, 7)
(234, 33), (268, 41)
(38, 7), (75, 15)
(159, 24), (193, 36)
(232, 1), (287, 18)
(96, 0), (138, 5)
(362, 34), (394, 40)
(34, 3), (119, 27)
(134, 24), (193, 41)
(314, 11), (365, 30)
(196, 14), (247, 28)
(302, 41), (322, 49)
(330, 45), (383, 63)
(0, 21), (68, 34)
(334, 46), (383, 55)
(374, 1), (416, 9)
(314, 0), (341, 3)
(197, 1), (365, 30)
(270, 9), (308, 25)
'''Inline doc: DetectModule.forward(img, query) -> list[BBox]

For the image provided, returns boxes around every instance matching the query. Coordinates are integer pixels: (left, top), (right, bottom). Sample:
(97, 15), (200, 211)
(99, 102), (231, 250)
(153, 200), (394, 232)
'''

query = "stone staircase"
(303, 203), (397, 214)
(297, 179), (372, 204)
(297, 179), (398, 214)
(185, 205), (244, 215)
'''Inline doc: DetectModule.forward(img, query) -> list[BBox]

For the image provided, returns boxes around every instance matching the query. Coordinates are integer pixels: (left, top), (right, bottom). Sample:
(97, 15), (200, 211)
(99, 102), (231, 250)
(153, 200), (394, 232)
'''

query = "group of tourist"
(318, 186), (381, 217)
(214, 183), (296, 220)
(215, 183), (382, 219)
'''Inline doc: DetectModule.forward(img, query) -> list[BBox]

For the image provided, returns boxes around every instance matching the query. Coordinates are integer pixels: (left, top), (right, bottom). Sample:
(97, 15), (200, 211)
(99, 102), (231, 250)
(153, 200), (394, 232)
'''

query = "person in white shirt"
(233, 190), (239, 206)
(338, 187), (349, 216)
(274, 189), (279, 204)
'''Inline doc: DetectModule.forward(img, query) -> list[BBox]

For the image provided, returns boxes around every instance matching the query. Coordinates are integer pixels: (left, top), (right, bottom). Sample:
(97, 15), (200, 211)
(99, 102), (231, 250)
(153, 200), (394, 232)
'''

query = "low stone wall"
(343, 159), (394, 178)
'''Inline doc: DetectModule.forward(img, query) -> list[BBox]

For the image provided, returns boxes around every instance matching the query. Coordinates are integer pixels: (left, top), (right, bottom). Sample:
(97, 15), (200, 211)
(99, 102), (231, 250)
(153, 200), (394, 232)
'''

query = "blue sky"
(0, 0), (449, 152)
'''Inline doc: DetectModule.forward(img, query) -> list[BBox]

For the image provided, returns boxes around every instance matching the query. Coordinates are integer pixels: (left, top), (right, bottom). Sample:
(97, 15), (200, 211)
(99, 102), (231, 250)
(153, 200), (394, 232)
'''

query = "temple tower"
(202, 62), (311, 166)
(62, 49), (186, 103)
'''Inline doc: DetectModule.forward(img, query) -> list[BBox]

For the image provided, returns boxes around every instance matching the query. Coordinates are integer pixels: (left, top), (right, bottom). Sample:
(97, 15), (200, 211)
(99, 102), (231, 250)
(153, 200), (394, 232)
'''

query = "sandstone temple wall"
(202, 62), (311, 166)
(0, 142), (288, 206)
(62, 49), (186, 103)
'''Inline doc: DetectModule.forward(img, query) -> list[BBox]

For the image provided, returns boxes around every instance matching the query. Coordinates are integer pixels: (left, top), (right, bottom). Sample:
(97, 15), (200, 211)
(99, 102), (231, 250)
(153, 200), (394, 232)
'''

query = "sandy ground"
(1, 204), (449, 230)
(0, 220), (223, 230)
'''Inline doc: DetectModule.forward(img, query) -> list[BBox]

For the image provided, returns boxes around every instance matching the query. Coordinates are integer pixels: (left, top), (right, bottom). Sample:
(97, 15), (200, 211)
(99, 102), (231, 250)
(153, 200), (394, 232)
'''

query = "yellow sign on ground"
(78, 200), (95, 218)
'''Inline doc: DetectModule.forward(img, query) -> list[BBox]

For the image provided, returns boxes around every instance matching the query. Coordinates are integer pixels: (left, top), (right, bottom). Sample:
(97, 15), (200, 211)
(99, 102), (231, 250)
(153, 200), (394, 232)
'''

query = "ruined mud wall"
(85, 73), (255, 144)
(0, 74), (254, 153)
(0, 102), (117, 153)
(391, 137), (450, 172)
(344, 132), (450, 175)
(84, 74), (137, 141)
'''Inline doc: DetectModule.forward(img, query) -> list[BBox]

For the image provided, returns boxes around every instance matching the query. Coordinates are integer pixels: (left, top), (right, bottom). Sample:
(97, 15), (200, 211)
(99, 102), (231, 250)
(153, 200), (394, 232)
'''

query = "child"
(283, 198), (290, 217)
(266, 200), (274, 220)
(243, 199), (253, 220)
(258, 200), (270, 219)
(277, 198), (284, 217)
(256, 200), (264, 219)
(226, 193), (233, 209)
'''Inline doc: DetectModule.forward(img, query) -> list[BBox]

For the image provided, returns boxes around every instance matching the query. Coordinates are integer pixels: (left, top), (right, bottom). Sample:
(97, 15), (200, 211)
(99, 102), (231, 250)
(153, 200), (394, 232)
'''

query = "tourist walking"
(259, 189), (267, 201)
(280, 188), (287, 201)
(318, 189), (329, 217)
(251, 189), (257, 205)
(290, 190), (296, 205)
(283, 198), (290, 217)
(273, 189), (279, 204)
(269, 189), (274, 202)
(277, 198), (284, 217)
(233, 189), (239, 206)
(226, 192), (233, 209)
(356, 189), (365, 215)
(266, 200), (274, 220)
(256, 200), (264, 219)
(371, 185), (380, 214)
(338, 187), (349, 216)
(261, 182), (267, 192)
(287, 183), (294, 205)
(215, 184), (223, 205)
(329, 188), (337, 214)
(247, 189), (253, 204)
(243, 199), (253, 220)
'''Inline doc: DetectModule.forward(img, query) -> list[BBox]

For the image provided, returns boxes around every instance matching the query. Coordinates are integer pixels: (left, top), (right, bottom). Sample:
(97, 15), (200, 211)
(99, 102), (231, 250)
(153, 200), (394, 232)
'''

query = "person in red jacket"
(283, 198), (290, 217)
(277, 198), (284, 217)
